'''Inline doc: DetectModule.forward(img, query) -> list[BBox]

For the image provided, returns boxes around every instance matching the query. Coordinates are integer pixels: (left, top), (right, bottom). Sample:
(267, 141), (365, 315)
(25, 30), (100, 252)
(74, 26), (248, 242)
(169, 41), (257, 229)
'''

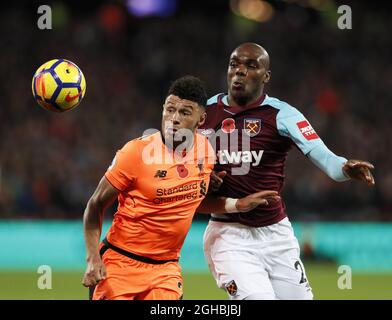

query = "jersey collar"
(218, 94), (267, 113)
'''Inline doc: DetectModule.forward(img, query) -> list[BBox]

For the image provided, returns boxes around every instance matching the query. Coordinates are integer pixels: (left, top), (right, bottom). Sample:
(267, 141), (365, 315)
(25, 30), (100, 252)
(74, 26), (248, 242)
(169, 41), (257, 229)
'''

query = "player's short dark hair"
(167, 75), (207, 108)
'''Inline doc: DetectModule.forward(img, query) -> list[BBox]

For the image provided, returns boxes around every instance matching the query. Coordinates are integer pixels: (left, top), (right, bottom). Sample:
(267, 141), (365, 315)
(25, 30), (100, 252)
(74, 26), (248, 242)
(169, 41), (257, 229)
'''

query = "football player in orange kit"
(82, 75), (279, 300)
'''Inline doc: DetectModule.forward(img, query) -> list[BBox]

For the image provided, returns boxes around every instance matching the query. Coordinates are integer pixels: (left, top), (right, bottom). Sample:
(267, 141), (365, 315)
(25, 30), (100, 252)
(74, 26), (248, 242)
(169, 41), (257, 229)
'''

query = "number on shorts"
(294, 260), (307, 284)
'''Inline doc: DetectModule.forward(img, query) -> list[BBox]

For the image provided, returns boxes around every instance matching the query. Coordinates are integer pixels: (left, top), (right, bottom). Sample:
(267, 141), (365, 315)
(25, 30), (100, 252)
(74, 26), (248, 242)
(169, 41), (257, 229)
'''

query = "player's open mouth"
(232, 81), (244, 89)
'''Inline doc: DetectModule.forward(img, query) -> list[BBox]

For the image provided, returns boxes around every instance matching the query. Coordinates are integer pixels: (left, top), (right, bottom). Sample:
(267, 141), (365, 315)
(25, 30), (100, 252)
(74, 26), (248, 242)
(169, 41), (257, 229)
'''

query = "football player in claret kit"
(198, 43), (375, 300)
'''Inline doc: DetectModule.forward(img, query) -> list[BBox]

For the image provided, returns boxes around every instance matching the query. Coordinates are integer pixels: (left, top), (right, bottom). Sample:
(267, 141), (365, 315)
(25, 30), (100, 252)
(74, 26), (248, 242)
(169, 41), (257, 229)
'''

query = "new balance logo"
(154, 170), (167, 178)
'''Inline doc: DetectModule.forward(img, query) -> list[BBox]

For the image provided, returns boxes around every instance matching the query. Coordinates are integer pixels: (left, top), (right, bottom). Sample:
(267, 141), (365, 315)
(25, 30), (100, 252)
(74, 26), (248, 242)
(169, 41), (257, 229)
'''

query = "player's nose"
(235, 64), (247, 76)
(171, 111), (181, 124)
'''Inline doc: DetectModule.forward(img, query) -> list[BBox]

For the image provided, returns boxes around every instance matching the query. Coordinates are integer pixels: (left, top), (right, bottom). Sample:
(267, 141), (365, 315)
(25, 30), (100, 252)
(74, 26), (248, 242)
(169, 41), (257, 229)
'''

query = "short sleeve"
(105, 141), (139, 191)
(276, 106), (323, 155)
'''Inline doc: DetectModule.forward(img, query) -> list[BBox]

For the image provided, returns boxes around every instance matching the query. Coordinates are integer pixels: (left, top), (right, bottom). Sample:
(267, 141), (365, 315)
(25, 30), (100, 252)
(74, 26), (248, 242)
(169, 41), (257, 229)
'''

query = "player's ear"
(263, 70), (271, 84)
(197, 110), (207, 127)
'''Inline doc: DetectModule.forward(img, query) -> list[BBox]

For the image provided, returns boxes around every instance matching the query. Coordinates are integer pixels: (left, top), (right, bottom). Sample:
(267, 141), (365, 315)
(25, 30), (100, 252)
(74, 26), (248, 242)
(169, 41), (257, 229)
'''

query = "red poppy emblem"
(177, 164), (189, 178)
(221, 118), (236, 133)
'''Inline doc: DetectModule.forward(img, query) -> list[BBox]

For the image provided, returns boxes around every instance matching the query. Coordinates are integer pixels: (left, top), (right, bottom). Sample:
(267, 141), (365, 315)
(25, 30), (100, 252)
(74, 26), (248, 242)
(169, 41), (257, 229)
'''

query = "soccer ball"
(32, 59), (86, 112)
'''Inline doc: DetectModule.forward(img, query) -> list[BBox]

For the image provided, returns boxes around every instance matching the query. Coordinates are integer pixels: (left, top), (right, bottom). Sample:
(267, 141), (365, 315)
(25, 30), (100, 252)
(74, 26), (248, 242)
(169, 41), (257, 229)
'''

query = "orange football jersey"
(104, 131), (215, 260)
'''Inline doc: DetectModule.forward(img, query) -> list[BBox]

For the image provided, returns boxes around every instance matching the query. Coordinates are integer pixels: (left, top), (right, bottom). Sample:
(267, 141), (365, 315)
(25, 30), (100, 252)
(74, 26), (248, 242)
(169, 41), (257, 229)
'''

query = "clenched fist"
(82, 255), (107, 287)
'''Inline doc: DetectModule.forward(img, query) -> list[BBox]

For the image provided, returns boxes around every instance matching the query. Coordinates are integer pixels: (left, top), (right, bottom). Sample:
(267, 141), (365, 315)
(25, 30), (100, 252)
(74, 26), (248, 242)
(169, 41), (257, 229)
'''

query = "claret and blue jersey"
(200, 93), (348, 227)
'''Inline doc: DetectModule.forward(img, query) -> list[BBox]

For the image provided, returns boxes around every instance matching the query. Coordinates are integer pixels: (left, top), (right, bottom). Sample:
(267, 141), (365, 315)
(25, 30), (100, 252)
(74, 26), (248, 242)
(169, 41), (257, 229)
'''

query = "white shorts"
(203, 218), (313, 300)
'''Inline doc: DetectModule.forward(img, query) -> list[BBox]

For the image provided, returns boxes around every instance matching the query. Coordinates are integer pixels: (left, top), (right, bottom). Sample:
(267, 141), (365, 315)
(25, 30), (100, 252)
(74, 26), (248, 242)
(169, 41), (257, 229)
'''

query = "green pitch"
(0, 263), (391, 300)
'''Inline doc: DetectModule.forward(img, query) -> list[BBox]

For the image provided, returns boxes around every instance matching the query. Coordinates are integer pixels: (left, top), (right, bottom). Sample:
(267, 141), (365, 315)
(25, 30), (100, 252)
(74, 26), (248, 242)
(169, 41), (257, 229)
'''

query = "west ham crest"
(225, 280), (238, 296)
(244, 118), (261, 137)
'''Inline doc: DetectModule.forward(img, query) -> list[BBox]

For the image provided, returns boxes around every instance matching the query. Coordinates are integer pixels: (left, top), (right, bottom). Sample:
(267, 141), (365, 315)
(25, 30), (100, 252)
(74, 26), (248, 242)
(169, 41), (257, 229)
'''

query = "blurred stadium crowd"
(0, 0), (391, 220)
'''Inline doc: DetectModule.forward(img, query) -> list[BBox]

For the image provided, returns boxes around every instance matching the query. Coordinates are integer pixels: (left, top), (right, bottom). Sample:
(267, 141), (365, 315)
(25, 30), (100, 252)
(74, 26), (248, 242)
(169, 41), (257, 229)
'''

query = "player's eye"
(229, 61), (238, 68)
(166, 107), (175, 113)
(248, 64), (258, 69)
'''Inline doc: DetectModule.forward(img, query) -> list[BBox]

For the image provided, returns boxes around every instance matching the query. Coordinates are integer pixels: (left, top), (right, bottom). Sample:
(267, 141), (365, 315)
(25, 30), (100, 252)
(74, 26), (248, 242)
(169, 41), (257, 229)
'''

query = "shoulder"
(120, 139), (141, 154)
(120, 131), (160, 154)
(262, 95), (302, 119)
(207, 93), (225, 107)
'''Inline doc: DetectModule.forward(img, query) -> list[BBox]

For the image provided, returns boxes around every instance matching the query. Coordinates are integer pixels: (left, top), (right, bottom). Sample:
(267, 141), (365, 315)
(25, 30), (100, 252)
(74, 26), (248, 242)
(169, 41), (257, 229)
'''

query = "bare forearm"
(83, 200), (104, 261)
(82, 177), (119, 288)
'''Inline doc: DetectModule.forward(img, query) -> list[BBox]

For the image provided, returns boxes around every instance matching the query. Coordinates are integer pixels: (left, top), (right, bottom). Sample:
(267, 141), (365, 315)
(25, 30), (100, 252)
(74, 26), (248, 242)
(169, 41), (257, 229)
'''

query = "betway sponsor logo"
(217, 150), (264, 167)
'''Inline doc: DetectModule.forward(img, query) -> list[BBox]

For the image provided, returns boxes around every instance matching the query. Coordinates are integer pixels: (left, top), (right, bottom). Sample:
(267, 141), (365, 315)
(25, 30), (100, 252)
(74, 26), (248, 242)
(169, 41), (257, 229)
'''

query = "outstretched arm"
(82, 176), (119, 287)
(275, 106), (375, 186)
(307, 144), (375, 185)
(197, 190), (280, 214)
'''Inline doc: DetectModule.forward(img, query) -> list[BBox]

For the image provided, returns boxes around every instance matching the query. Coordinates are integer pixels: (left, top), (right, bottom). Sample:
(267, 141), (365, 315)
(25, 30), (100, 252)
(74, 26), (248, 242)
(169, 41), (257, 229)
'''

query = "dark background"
(0, 0), (391, 221)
